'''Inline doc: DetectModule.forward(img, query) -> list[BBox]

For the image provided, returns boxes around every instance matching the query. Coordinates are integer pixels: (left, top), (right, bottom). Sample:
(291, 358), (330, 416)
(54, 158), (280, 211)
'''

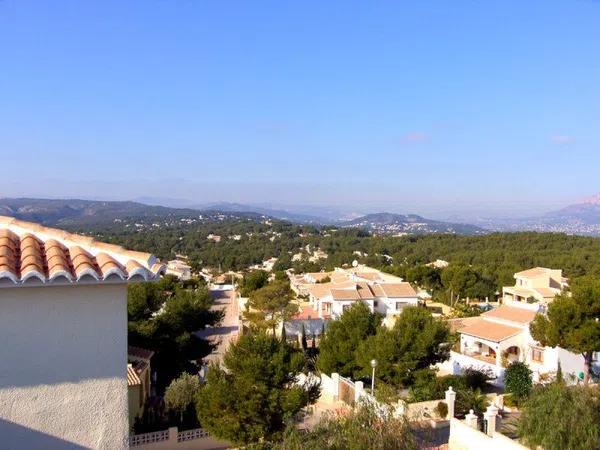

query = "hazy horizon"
(0, 183), (591, 221)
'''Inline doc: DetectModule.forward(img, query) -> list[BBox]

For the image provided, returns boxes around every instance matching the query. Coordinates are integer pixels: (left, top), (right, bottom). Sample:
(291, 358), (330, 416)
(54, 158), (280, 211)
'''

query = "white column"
(445, 386), (456, 419)
(484, 405), (499, 436)
(168, 427), (178, 444)
(355, 380), (364, 403)
(465, 409), (478, 429)
(331, 373), (340, 401)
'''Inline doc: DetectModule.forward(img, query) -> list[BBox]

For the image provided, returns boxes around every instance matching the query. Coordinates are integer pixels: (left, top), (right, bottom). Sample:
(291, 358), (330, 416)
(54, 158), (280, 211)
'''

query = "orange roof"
(447, 316), (480, 333)
(331, 288), (361, 300)
(378, 283), (417, 298)
(127, 364), (142, 386)
(0, 216), (165, 287)
(307, 280), (355, 299)
(306, 272), (333, 281)
(482, 305), (537, 324)
(128, 345), (155, 361)
(533, 287), (559, 298)
(514, 267), (556, 278)
(354, 272), (382, 281)
(293, 305), (320, 320)
(459, 318), (522, 342)
(356, 282), (376, 299)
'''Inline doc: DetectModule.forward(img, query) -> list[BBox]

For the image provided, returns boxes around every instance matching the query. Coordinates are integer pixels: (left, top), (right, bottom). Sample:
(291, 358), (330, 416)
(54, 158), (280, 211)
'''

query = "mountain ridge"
(0, 197), (488, 236)
(338, 212), (487, 235)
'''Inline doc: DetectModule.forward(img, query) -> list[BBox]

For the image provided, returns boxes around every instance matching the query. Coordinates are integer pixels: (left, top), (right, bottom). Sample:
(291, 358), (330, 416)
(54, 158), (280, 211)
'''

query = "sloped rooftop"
(482, 305), (537, 325)
(459, 318), (522, 343)
(0, 216), (165, 288)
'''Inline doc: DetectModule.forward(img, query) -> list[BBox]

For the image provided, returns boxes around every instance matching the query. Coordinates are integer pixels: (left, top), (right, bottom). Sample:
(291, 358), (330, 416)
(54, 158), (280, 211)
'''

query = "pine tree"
(281, 322), (287, 343)
(301, 323), (307, 351)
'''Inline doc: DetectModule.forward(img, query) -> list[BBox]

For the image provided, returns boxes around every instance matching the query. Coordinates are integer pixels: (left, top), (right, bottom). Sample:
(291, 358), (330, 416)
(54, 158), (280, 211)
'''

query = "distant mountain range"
(4, 195), (600, 236)
(476, 194), (600, 236)
(339, 212), (487, 235)
(0, 198), (262, 228)
(0, 197), (486, 236)
(134, 197), (356, 224)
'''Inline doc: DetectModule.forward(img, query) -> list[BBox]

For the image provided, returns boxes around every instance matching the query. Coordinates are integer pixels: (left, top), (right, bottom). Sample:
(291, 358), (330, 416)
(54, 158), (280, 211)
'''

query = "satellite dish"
(352, 260), (358, 267)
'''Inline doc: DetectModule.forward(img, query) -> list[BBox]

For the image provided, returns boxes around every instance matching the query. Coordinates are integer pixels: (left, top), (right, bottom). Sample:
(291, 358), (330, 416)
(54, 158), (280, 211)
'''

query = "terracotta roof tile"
(514, 267), (558, 278)
(128, 345), (155, 361)
(0, 215), (166, 287)
(330, 288), (361, 300)
(482, 305), (537, 324)
(127, 364), (142, 386)
(459, 318), (522, 342)
(378, 283), (417, 298)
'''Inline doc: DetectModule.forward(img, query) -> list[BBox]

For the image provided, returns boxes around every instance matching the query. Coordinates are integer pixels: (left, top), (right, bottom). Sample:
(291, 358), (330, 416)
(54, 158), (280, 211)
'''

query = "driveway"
(195, 288), (239, 364)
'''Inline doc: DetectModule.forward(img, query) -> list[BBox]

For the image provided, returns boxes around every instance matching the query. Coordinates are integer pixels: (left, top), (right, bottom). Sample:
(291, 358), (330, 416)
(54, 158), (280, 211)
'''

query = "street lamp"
(370, 359), (378, 394)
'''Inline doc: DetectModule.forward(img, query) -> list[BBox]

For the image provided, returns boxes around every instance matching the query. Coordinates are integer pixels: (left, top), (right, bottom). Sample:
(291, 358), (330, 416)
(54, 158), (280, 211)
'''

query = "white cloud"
(551, 135), (575, 145)
(401, 132), (429, 143)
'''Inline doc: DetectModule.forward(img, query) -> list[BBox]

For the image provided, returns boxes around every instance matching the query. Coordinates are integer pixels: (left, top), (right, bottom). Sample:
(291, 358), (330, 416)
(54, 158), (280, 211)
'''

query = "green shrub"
(504, 361), (532, 402)
(434, 401), (448, 419)
(519, 384), (600, 450)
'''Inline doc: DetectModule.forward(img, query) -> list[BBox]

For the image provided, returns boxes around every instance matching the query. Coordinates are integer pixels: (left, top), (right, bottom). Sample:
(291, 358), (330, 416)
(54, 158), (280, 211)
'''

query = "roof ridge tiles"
(0, 215), (166, 287)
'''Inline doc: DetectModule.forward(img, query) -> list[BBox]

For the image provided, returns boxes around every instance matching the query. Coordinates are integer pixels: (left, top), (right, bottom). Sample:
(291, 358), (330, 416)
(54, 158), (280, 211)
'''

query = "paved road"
(195, 288), (239, 364)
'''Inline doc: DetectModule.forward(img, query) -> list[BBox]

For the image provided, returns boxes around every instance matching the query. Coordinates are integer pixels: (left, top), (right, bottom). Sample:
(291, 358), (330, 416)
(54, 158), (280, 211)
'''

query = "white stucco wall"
(448, 418), (528, 450)
(0, 283), (128, 450)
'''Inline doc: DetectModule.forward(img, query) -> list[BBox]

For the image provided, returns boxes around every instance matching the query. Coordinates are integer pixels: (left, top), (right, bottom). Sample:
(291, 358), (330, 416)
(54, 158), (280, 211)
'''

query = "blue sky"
(0, 0), (599, 217)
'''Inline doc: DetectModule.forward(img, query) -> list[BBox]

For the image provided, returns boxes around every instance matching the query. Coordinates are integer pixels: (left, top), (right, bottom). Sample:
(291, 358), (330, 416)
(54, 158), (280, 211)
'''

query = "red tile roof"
(459, 318), (522, 343)
(128, 345), (155, 361)
(482, 305), (537, 324)
(0, 216), (165, 287)
(127, 364), (142, 386)
(378, 283), (418, 298)
(293, 305), (320, 320)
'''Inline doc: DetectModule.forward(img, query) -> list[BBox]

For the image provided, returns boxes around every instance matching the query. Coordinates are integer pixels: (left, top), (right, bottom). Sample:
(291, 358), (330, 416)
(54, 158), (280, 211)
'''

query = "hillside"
(0, 198), (263, 228)
(339, 212), (487, 235)
(483, 194), (600, 236)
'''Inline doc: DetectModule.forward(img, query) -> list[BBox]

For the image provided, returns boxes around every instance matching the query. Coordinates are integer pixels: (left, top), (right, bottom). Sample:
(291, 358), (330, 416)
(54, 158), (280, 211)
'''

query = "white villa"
(166, 259), (192, 280)
(441, 267), (594, 385)
(291, 265), (420, 321)
(502, 267), (568, 310)
(0, 216), (165, 449)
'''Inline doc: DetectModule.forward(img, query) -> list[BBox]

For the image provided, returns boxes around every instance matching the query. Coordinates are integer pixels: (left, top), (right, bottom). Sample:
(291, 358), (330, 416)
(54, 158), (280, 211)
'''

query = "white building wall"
(330, 300), (356, 319)
(382, 297), (419, 316)
(0, 284), (129, 449)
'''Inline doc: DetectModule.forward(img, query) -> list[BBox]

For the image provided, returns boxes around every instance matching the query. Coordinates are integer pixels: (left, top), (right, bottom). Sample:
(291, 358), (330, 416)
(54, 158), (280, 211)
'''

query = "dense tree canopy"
(240, 270), (270, 296)
(356, 307), (452, 386)
(84, 216), (600, 287)
(164, 372), (201, 424)
(270, 403), (416, 450)
(317, 302), (381, 378)
(530, 276), (600, 383)
(408, 369), (491, 417)
(244, 280), (297, 333)
(196, 332), (318, 444)
(519, 383), (600, 450)
(127, 276), (222, 391)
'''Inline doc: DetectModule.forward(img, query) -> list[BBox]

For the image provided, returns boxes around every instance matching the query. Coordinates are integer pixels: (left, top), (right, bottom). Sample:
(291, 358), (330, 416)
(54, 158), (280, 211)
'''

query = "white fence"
(129, 429), (170, 447)
(130, 427), (211, 447)
(177, 428), (210, 442)
(320, 372), (404, 417)
(448, 417), (528, 450)
(437, 351), (505, 386)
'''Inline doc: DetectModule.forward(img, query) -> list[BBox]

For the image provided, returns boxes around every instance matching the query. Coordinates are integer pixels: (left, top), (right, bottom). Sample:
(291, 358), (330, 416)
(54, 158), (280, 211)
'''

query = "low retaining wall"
(448, 418), (527, 450)
(130, 427), (227, 449)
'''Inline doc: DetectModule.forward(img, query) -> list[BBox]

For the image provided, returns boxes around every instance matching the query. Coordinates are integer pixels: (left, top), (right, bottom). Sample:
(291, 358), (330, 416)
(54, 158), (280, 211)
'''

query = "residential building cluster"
(290, 264), (419, 322)
(441, 267), (599, 385)
(2, 212), (600, 448)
